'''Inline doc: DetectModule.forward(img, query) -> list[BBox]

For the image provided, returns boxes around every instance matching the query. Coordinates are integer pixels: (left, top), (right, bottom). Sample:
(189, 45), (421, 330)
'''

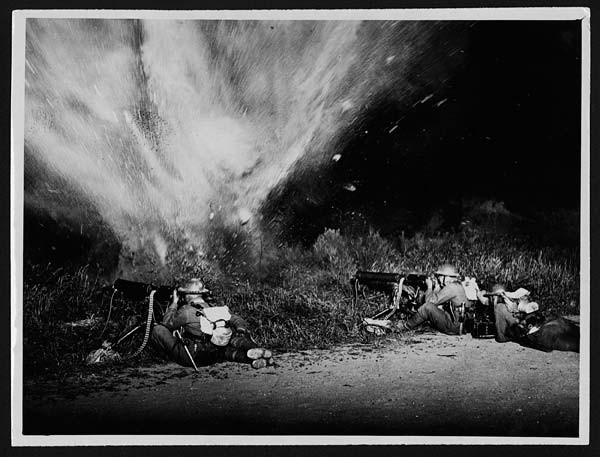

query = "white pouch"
(178, 305), (233, 339)
(461, 276), (480, 301)
(210, 326), (233, 346)
(199, 306), (232, 335)
(518, 301), (539, 314)
(504, 288), (530, 300)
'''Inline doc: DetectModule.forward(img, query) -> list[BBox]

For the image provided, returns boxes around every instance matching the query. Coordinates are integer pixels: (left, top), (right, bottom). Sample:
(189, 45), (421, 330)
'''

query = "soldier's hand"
(477, 290), (489, 305)
(425, 277), (434, 292)
(172, 289), (179, 307)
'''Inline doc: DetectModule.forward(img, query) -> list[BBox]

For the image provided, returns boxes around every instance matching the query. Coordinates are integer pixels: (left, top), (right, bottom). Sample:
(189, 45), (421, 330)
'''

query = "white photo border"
(11, 7), (591, 447)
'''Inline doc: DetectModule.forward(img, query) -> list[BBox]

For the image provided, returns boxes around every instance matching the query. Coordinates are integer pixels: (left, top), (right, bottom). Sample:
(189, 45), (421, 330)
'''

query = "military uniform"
(492, 302), (521, 343)
(150, 289), (268, 368)
(405, 282), (470, 335)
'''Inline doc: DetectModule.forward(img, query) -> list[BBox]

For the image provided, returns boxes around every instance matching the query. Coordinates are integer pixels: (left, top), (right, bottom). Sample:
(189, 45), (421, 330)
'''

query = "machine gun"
(354, 270), (495, 338)
(108, 278), (176, 302)
(106, 278), (215, 305)
(97, 279), (179, 361)
(95, 278), (215, 363)
(352, 270), (430, 321)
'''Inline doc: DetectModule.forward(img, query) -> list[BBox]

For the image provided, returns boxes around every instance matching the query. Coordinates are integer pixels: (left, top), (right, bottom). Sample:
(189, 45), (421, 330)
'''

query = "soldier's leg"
(493, 303), (520, 343)
(406, 303), (460, 334)
(190, 342), (225, 366)
(224, 332), (272, 367)
(425, 304), (461, 335)
(551, 319), (580, 352)
(530, 318), (580, 352)
(150, 324), (223, 367)
(150, 324), (196, 367)
(405, 303), (430, 329)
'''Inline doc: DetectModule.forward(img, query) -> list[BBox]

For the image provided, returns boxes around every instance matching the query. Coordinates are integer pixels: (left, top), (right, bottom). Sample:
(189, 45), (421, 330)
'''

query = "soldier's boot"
(251, 358), (268, 369)
(395, 320), (411, 332)
(247, 348), (273, 369)
(247, 348), (272, 360)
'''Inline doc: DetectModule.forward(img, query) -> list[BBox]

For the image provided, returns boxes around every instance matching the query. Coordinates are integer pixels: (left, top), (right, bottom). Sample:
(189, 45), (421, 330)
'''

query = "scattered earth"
(21, 324), (581, 442)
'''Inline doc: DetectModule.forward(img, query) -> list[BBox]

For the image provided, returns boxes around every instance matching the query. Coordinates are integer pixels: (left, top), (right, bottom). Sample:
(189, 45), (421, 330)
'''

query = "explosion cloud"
(23, 19), (467, 275)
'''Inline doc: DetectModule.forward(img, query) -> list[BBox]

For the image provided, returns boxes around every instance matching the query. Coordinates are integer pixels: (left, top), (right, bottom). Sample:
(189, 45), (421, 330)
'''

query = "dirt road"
(22, 330), (581, 440)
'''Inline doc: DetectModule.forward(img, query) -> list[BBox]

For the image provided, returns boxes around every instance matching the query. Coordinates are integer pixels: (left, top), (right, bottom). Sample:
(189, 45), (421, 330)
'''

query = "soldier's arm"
(161, 289), (179, 326)
(229, 313), (251, 335)
(425, 284), (457, 307)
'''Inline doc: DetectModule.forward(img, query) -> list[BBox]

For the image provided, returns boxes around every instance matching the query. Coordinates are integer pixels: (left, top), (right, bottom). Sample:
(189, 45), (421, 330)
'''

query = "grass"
(22, 221), (580, 379)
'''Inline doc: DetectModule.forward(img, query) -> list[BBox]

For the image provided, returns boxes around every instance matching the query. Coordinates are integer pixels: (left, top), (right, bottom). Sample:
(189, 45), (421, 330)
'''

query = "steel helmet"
(491, 283), (506, 294)
(178, 278), (209, 294)
(434, 264), (460, 278)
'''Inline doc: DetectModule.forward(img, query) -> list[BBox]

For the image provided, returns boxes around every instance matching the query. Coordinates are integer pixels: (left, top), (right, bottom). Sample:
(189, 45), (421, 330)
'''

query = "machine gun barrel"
(482, 292), (505, 306)
(354, 271), (429, 288)
(354, 271), (403, 283)
(112, 278), (175, 302)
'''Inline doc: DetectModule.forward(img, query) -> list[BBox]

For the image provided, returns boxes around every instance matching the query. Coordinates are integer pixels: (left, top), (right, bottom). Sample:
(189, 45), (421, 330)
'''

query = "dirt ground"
(21, 324), (581, 441)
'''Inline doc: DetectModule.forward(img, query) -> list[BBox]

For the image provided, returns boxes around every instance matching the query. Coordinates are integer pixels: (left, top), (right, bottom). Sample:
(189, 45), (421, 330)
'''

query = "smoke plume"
(23, 19), (464, 275)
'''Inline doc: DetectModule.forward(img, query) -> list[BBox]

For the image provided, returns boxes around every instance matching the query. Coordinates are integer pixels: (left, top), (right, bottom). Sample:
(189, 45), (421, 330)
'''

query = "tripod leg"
(174, 330), (199, 372)
(115, 324), (143, 346)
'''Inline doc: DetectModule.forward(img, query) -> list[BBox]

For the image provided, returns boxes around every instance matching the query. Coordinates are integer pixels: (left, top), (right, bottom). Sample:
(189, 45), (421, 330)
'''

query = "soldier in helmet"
(150, 278), (273, 369)
(478, 284), (525, 343)
(393, 264), (471, 335)
(480, 284), (579, 352)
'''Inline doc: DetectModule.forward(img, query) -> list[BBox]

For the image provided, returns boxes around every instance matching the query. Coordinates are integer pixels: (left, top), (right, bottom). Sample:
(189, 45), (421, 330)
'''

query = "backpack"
(169, 305), (232, 340)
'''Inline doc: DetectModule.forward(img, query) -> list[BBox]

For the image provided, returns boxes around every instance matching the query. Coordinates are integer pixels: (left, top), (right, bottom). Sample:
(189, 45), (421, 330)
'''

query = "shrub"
(312, 228), (357, 285)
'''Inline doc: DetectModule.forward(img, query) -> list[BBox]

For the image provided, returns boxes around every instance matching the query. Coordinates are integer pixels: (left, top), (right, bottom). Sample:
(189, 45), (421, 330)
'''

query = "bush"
(312, 228), (356, 282)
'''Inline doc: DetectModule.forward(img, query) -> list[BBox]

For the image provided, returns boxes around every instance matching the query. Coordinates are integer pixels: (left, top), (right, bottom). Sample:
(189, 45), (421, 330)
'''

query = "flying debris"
(153, 234), (168, 266)
(386, 55), (395, 64)
(25, 58), (37, 74)
(340, 100), (354, 112)
(332, 154), (342, 162)
(388, 125), (398, 134)
(238, 208), (252, 225)
(343, 183), (357, 192)
(412, 94), (434, 107)
(436, 98), (448, 107)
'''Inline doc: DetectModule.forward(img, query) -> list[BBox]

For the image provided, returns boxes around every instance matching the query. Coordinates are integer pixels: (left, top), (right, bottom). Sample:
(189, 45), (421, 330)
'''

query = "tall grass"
(23, 224), (579, 377)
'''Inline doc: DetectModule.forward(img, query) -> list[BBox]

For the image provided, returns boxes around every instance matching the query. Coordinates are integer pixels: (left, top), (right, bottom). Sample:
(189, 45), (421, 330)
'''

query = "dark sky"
(263, 20), (582, 242)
